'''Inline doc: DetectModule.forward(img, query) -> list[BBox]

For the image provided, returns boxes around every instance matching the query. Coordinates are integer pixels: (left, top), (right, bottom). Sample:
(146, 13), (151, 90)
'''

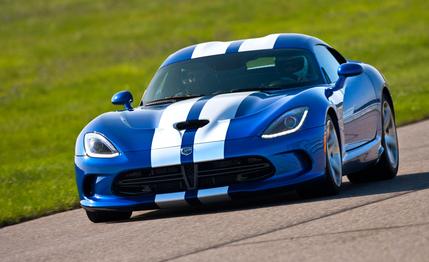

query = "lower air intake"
(112, 157), (275, 196)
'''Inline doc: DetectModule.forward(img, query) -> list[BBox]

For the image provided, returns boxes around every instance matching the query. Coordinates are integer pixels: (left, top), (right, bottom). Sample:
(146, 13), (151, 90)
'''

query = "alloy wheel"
(382, 101), (399, 169)
(326, 120), (342, 187)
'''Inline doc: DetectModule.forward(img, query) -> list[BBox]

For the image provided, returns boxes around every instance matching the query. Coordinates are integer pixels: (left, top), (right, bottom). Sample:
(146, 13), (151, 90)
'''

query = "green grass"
(0, 0), (428, 226)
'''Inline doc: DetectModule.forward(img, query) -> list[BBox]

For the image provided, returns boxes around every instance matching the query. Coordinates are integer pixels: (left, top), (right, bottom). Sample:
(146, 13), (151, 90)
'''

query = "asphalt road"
(1, 120), (429, 262)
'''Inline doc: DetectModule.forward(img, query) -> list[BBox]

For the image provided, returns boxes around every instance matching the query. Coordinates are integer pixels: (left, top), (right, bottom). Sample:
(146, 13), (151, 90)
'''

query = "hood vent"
(174, 119), (209, 131)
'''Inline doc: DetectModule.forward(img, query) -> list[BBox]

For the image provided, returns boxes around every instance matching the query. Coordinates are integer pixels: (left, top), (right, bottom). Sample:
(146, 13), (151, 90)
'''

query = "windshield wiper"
(145, 95), (203, 106)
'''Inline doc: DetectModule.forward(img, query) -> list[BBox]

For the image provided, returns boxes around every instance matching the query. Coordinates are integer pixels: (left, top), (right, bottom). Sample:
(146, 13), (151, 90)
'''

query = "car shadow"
(118, 171), (429, 223)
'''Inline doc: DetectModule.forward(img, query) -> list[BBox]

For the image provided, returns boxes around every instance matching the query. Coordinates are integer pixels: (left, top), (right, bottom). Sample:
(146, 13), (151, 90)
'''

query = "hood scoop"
(174, 119), (209, 131)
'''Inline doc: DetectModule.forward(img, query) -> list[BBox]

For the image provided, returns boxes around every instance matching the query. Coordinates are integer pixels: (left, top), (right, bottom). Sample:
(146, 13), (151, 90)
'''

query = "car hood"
(79, 88), (324, 153)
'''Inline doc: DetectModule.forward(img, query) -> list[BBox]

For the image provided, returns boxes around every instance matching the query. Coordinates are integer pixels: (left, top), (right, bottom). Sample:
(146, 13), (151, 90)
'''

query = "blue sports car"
(75, 33), (399, 222)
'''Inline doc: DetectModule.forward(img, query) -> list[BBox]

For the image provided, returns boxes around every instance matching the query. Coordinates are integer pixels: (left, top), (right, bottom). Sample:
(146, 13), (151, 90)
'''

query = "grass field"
(0, 0), (428, 226)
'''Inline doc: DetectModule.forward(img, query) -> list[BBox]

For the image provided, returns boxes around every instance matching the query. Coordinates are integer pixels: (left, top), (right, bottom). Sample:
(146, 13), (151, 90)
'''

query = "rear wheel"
(347, 94), (399, 183)
(298, 115), (342, 197)
(85, 210), (132, 223)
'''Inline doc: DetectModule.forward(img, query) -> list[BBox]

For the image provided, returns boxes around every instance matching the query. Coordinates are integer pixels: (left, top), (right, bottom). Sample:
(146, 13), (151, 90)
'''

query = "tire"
(85, 210), (132, 223)
(347, 93), (399, 183)
(298, 115), (342, 197)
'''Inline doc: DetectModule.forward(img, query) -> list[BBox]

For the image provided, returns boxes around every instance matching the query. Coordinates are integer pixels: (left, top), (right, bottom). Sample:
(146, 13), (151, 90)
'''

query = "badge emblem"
(180, 147), (193, 156)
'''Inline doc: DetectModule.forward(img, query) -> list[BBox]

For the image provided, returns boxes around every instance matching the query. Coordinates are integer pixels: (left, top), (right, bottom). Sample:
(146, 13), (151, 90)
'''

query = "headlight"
(262, 107), (309, 139)
(84, 132), (119, 158)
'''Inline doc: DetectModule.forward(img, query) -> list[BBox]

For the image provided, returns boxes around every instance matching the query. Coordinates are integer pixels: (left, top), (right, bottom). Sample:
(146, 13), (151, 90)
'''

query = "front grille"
(112, 157), (275, 196)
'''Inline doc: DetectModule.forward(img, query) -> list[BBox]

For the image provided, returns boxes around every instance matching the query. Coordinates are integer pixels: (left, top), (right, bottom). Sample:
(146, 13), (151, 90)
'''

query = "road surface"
(1, 120), (429, 262)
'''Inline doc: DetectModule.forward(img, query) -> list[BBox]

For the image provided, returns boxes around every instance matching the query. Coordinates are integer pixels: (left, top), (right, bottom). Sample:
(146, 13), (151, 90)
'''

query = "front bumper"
(75, 125), (326, 211)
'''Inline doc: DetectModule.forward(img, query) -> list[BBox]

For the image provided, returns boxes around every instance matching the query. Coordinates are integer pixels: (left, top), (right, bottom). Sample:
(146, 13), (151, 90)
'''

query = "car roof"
(160, 33), (328, 68)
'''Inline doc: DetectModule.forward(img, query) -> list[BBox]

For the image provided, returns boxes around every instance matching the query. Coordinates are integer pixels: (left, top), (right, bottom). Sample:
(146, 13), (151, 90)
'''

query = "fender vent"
(174, 119), (209, 130)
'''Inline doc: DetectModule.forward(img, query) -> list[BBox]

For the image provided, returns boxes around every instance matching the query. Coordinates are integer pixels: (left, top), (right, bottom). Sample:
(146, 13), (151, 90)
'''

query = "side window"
(313, 45), (340, 83)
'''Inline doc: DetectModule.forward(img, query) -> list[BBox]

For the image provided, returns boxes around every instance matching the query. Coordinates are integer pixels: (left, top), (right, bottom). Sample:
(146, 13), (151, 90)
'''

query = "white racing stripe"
(155, 187), (229, 208)
(193, 92), (254, 162)
(151, 92), (253, 166)
(151, 98), (199, 167)
(155, 192), (188, 208)
(191, 41), (232, 59)
(197, 186), (230, 204)
(238, 34), (280, 52)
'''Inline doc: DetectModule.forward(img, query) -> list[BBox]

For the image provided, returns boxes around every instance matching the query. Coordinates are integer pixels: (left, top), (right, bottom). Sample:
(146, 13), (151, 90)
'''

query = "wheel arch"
(326, 107), (342, 154)
(382, 86), (395, 118)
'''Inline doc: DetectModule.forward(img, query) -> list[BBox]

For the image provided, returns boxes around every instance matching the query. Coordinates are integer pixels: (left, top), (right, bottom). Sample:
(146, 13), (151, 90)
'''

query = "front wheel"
(298, 115), (342, 197)
(85, 210), (132, 223)
(347, 94), (399, 183)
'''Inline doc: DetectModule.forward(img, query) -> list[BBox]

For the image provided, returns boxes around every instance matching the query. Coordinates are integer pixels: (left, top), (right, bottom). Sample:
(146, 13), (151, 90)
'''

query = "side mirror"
(111, 90), (133, 111)
(337, 62), (363, 77)
(326, 62), (364, 98)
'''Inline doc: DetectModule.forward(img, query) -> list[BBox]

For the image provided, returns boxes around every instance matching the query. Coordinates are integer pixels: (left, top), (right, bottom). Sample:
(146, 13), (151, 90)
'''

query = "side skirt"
(342, 135), (383, 175)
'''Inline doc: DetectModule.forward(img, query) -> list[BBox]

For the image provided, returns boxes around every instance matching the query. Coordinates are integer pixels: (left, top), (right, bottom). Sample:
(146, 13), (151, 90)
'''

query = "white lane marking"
(191, 41), (232, 59)
(197, 186), (230, 204)
(193, 92), (254, 162)
(238, 34), (280, 52)
(151, 98), (199, 167)
(155, 192), (188, 208)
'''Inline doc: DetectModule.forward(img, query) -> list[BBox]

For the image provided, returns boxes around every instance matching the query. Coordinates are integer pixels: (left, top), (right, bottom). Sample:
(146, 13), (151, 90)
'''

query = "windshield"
(143, 49), (324, 104)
